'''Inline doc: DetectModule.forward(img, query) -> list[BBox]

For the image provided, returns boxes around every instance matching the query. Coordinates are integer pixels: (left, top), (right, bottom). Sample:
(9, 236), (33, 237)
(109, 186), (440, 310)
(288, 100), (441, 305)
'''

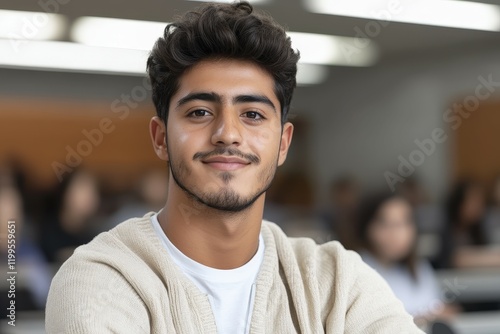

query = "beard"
(167, 145), (277, 213)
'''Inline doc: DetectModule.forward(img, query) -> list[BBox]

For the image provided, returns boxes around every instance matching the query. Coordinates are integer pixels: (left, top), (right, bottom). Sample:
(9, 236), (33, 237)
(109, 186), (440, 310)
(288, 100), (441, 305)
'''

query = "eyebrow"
(176, 92), (222, 108)
(176, 91), (276, 112)
(233, 94), (276, 112)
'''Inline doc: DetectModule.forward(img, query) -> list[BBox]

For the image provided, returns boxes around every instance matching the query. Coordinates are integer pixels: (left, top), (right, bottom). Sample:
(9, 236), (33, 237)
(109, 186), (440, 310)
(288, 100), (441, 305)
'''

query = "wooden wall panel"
(0, 98), (164, 190)
(454, 101), (500, 186)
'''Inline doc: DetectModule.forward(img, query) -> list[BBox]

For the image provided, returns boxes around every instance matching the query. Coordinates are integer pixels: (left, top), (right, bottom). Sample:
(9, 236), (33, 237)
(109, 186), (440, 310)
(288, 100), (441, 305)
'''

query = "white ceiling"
(1, 0), (500, 64)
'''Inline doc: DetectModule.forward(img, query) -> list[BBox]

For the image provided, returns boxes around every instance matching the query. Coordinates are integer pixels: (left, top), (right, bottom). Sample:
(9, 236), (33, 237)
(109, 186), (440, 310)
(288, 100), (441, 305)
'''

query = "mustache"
(193, 147), (260, 164)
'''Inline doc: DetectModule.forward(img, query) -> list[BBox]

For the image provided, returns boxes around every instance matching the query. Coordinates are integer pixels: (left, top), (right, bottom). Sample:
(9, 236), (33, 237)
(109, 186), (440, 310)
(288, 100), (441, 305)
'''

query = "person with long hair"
(40, 169), (100, 264)
(485, 175), (500, 244)
(358, 193), (455, 322)
(438, 180), (500, 268)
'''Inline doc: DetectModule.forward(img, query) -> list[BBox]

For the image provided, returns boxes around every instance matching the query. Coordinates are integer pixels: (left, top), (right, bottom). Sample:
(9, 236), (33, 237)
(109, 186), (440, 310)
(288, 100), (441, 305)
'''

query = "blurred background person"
(39, 169), (101, 264)
(485, 175), (500, 244)
(358, 193), (457, 323)
(396, 177), (444, 264)
(397, 176), (429, 209)
(264, 171), (323, 239)
(321, 175), (361, 250)
(438, 180), (500, 269)
(0, 171), (51, 311)
(102, 168), (168, 231)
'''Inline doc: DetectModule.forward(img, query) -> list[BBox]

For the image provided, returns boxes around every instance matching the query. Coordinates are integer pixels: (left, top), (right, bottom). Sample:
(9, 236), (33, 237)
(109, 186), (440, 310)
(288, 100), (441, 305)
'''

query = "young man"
(46, 2), (424, 333)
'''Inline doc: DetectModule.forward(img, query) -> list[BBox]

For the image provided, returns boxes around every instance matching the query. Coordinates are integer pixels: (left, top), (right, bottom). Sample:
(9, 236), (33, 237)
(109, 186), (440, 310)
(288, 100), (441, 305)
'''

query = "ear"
(150, 116), (169, 161)
(277, 122), (293, 166)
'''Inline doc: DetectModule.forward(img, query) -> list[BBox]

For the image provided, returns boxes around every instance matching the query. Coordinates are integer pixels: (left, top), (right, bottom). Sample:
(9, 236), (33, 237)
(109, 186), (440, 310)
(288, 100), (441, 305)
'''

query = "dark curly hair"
(146, 1), (300, 125)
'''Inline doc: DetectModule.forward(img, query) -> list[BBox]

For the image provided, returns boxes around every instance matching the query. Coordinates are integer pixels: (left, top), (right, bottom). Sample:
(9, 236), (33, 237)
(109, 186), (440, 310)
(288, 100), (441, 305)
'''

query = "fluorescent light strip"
(297, 64), (328, 85)
(0, 40), (327, 84)
(0, 9), (67, 41)
(288, 32), (378, 67)
(305, 0), (500, 31)
(71, 16), (167, 50)
(0, 40), (148, 76)
(71, 16), (378, 66)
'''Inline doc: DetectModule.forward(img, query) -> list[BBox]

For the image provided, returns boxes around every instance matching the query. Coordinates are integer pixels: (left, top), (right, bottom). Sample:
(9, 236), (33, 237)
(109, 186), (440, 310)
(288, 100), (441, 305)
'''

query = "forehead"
(378, 199), (412, 219)
(172, 59), (279, 105)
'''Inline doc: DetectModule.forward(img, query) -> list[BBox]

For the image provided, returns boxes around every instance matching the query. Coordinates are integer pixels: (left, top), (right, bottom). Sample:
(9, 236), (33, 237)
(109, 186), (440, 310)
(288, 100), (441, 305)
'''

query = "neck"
(158, 182), (265, 269)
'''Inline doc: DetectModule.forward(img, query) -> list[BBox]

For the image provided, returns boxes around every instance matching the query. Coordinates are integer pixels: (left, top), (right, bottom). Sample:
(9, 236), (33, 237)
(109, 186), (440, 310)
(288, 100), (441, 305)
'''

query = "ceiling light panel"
(305, 0), (500, 31)
(0, 9), (67, 41)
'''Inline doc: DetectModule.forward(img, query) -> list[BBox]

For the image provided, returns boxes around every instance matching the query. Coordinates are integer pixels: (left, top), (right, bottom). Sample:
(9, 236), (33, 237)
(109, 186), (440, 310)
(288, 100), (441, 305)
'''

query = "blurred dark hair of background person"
(321, 175), (361, 250)
(485, 175), (500, 244)
(39, 168), (101, 264)
(102, 169), (168, 231)
(396, 176), (429, 209)
(358, 192), (458, 324)
(0, 164), (52, 312)
(438, 180), (500, 269)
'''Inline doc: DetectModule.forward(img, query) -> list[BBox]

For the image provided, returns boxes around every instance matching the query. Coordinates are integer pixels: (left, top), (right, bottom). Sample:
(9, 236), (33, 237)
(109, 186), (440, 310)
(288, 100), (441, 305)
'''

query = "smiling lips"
(202, 156), (251, 171)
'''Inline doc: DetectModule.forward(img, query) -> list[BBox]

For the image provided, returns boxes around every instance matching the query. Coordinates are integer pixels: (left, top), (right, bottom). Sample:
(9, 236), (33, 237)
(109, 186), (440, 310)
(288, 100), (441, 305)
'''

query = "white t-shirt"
(151, 213), (265, 334)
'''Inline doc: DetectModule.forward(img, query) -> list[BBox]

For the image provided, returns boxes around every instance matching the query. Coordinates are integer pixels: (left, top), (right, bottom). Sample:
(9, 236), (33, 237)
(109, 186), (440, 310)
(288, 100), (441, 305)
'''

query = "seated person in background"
(438, 180), (500, 268)
(40, 169), (100, 264)
(485, 175), (500, 243)
(102, 169), (169, 231)
(322, 175), (361, 250)
(358, 193), (457, 324)
(45, 2), (423, 333)
(397, 176), (429, 209)
(0, 185), (52, 311)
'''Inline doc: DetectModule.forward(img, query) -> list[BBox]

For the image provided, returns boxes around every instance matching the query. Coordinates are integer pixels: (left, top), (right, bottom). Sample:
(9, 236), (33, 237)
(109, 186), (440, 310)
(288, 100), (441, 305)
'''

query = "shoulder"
(65, 213), (157, 260)
(48, 213), (162, 288)
(263, 220), (366, 275)
(262, 221), (423, 333)
(46, 214), (158, 333)
(263, 221), (363, 263)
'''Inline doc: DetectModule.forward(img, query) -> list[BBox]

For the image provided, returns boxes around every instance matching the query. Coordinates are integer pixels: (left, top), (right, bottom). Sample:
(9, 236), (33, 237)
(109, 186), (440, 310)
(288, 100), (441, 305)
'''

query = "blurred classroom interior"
(1, 0), (500, 333)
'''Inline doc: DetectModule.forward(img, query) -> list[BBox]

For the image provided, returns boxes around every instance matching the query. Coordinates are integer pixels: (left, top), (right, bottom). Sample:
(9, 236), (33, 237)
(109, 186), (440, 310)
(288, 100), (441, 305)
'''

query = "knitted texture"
(46, 212), (424, 334)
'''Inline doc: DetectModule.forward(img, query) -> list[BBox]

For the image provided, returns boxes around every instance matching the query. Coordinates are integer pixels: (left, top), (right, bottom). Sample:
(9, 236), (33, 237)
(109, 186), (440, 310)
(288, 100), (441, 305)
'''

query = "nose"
(211, 109), (242, 146)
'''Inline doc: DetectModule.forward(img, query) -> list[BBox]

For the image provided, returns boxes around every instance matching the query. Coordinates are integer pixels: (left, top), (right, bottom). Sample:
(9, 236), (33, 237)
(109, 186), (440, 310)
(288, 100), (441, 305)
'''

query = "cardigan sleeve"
(312, 240), (425, 334)
(342, 252), (425, 334)
(45, 253), (150, 334)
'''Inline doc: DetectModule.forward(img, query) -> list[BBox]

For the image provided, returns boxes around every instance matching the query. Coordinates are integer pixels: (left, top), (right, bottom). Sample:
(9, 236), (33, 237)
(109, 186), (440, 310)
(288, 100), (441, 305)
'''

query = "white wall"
(291, 46), (500, 203)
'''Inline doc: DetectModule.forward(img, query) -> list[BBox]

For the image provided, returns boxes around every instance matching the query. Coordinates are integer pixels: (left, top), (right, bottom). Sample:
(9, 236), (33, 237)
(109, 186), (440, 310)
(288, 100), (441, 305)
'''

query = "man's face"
(164, 59), (293, 212)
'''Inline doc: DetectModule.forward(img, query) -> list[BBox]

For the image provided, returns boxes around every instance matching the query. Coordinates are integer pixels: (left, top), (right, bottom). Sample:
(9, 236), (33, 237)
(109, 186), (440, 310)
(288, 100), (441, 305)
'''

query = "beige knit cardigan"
(46, 212), (424, 334)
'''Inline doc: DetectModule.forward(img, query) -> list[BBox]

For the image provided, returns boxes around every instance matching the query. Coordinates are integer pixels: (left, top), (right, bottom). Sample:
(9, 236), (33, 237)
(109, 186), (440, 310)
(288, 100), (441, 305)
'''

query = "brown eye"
(189, 109), (209, 117)
(244, 111), (263, 120)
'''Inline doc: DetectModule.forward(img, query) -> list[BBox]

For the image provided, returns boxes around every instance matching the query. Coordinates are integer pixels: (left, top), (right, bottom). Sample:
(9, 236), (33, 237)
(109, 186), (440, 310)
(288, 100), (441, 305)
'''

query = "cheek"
(168, 123), (188, 144)
(173, 132), (191, 147)
(390, 228), (414, 253)
(167, 125), (205, 157)
(371, 229), (386, 249)
(404, 228), (417, 248)
(250, 126), (282, 157)
(377, 229), (402, 252)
